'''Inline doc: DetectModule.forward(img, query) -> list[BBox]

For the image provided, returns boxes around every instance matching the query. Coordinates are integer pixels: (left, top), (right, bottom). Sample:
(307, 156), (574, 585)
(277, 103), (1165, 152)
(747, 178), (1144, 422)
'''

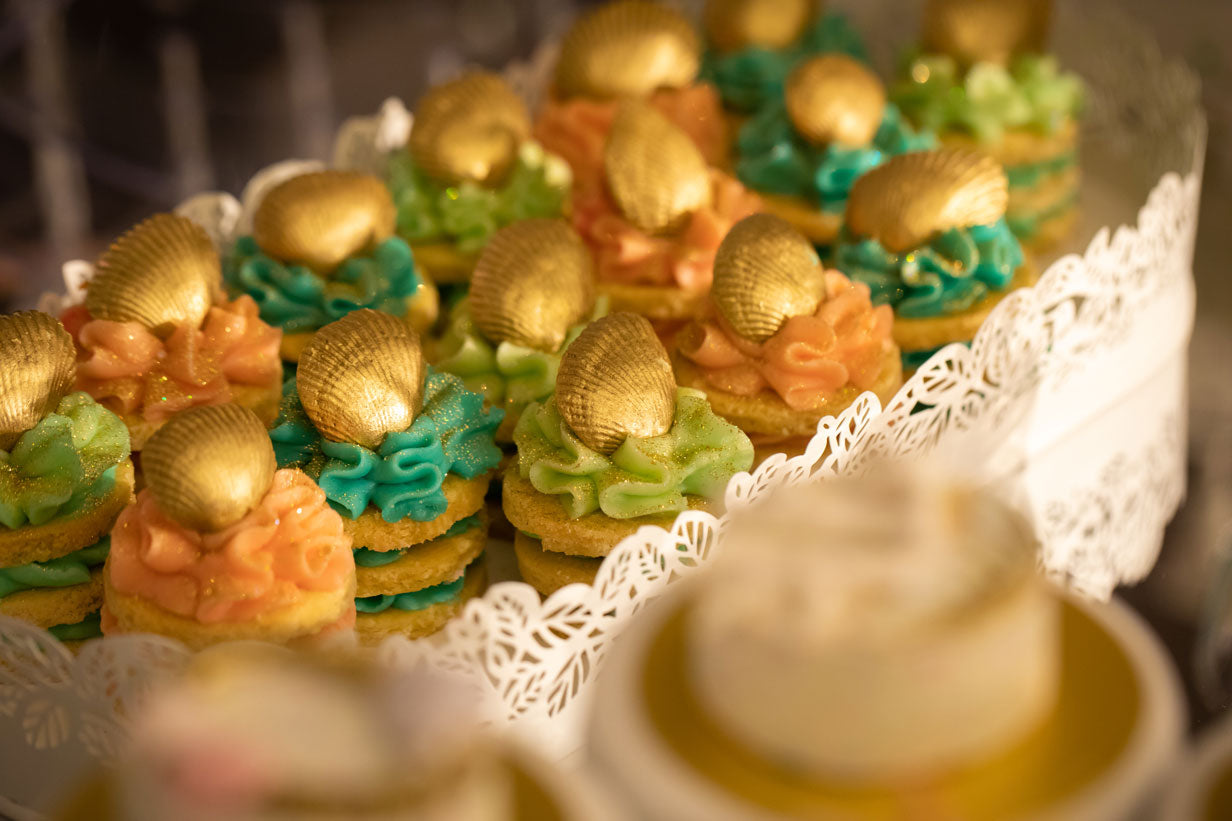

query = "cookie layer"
(514, 532), (601, 596)
(757, 192), (843, 245)
(598, 281), (710, 324)
(355, 556), (487, 645)
(343, 474), (490, 551)
(890, 263), (1038, 354)
(0, 569), (103, 629)
(355, 515), (487, 597)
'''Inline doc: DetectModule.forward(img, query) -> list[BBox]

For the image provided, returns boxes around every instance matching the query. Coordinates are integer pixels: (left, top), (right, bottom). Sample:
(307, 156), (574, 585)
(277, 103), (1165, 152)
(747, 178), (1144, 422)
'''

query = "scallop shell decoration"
(296, 309), (425, 450)
(711, 214), (826, 344)
(555, 313), (676, 455)
(846, 149), (1009, 253)
(0, 312), (76, 451)
(922, 0), (1052, 67)
(704, 0), (816, 53)
(785, 55), (886, 148)
(409, 72), (531, 188)
(86, 213), (219, 337)
(555, 0), (700, 99)
(604, 103), (712, 236)
(469, 220), (596, 352)
(252, 171), (396, 274)
(142, 404), (276, 532)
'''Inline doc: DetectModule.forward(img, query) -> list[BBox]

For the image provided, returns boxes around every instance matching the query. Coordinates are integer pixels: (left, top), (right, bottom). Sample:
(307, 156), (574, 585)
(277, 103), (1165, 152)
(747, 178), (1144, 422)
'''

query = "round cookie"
(355, 515), (488, 598)
(890, 263), (1038, 354)
(0, 460), (135, 567)
(410, 242), (479, 285)
(354, 557), (487, 645)
(0, 568), (103, 630)
(513, 532), (601, 596)
(598, 282), (710, 325)
(756, 193), (843, 245)
(343, 474), (490, 551)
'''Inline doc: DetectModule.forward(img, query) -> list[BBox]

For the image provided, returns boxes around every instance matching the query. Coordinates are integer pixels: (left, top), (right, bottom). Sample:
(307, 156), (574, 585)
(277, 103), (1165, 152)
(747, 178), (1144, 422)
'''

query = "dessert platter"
(0, 0), (1205, 817)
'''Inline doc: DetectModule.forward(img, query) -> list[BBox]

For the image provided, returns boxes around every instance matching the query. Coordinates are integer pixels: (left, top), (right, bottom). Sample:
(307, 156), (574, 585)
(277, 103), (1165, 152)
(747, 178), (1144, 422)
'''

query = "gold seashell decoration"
(845, 149), (1009, 253)
(409, 72), (531, 187)
(296, 309), (425, 449)
(252, 171), (396, 274)
(0, 312), (77, 451)
(922, 0), (1052, 68)
(555, 312), (676, 455)
(604, 102), (712, 236)
(142, 404), (276, 532)
(785, 55), (886, 148)
(555, 0), (700, 99)
(711, 214), (826, 343)
(469, 219), (596, 351)
(87, 213), (220, 337)
(703, 0), (816, 53)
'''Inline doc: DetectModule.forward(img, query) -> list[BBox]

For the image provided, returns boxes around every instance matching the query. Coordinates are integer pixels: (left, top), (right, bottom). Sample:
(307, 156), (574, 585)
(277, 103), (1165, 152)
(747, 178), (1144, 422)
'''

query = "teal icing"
(834, 218), (1023, 318)
(1005, 151), (1077, 188)
(735, 102), (935, 211)
(354, 571), (468, 614)
(901, 342), (956, 371)
(0, 537), (110, 599)
(270, 368), (503, 523)
(48, 611), (103, 641)
(352, 514), (482, 568)
(1006, 189), (1080, 240)
(701, 13), (868, 113)
(224, 235), (421, 334)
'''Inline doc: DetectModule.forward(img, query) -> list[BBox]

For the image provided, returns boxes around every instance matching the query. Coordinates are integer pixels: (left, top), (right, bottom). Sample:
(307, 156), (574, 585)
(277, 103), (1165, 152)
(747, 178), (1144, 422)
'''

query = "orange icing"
(106, 469), (354, 625)
(69, 295), (282, 423)
(572, 170), (762, 291)
(533, 83), (728, 197)
(680, 271), (894, 410)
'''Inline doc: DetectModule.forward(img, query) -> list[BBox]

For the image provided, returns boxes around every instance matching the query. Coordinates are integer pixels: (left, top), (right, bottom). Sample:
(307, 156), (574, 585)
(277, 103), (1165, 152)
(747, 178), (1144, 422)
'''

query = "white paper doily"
(1, 1), (1204, 816)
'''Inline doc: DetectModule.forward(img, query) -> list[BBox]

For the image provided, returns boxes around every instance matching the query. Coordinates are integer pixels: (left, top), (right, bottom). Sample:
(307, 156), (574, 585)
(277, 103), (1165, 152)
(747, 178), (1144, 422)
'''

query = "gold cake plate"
(590, 591), (1185, 820)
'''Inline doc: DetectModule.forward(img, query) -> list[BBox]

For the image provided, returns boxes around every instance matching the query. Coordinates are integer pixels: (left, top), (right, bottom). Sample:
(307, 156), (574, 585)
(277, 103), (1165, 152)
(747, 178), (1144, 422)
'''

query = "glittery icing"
(0, 536), (109, 598)
(513, 388), (753, 520)
(271, 369), (503, 523)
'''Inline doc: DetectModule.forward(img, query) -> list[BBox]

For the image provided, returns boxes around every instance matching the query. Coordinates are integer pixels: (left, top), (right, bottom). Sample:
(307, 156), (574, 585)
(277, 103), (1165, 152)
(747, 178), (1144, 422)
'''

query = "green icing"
(434, 297), (605, 423)
(891, 53), (1084, 143)
(0, 394), (130, 530)
(701, 13), (868, 113)
(48, 611), (103, 641)
(352, 514), (482, 568)
(514, 388), (753, 520)
(736, 102), (935, 212)
(0, 537), (110, 599)
(355, 573), (467, 614)
(387, 141), (570, 255)
(224, 236), (421, 335)
(834, 218), (1024, 318)
(271, 368), (503, 523)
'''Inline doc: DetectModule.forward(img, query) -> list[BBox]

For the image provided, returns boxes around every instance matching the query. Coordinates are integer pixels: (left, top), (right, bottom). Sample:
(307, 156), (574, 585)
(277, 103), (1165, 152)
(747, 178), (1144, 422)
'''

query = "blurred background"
(0, 0), (1230, 726)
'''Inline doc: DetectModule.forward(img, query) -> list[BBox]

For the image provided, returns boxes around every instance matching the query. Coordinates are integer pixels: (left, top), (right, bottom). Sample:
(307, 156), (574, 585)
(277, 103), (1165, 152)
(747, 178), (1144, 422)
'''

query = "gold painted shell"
(711, 214), (826, 343)
(555, 0), (700, 99)
(922, 0), (1052, 67)
(409, 72), (531, 187)
(469, 219), (596, 351)
(785, 55), (886, 148)
(0, 312), (76, 451)
(703, 0), (816, 53)
(142, 404), (276, 532)
(87, 213), (220, 336)
(555, 312), (675, 455)
(845, 149), (1008, 253)
(296, 309), (425, 449)
(604, 103), (712, 236)
(252, 171), (396, 274)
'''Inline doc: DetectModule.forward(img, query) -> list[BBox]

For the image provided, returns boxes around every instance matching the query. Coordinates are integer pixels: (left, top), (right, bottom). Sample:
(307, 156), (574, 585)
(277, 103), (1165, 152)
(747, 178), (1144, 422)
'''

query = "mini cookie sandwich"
(505, 313), (753, 595)
(834, 148), (1034, 371)
(0, 312), (134, 645)
(102, 404), (355, 649)
(60, 214), (283, 451)
(389, 72), (572, 286)
(675, 215), (901, 461)
(270, 310), (503, 643)
(700, 0), (869, 116)
(433, 219), (599, 443)
(572, 102), (762, 335)
(734, 54), (935, 245)
(534, 0), (728, 199)
(891, 0), (1083, 249)
(224, 170), (439, 362)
